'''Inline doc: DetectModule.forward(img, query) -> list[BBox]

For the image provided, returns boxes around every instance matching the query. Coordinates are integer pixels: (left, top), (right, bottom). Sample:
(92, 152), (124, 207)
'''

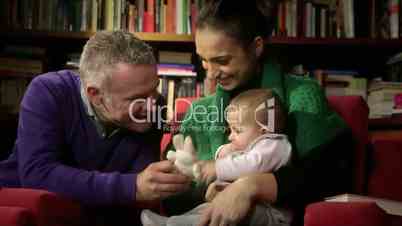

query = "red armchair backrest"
(327, 96), (369, 194)
(368, 140), (402, 202)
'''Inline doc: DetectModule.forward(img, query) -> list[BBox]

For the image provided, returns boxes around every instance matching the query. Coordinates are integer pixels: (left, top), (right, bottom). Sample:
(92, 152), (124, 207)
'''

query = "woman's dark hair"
(196, 0), (279, 47)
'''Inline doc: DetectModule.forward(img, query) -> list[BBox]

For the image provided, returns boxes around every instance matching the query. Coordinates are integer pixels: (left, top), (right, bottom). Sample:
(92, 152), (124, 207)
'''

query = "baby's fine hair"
(228, 89), (286, 133)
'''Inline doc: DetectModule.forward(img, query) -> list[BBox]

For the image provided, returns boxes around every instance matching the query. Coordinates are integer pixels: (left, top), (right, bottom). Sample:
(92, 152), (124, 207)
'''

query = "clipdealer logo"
(128, 98), (258, 132)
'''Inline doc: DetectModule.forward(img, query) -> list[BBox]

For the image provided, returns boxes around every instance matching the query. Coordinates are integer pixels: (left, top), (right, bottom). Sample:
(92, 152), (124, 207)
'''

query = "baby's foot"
(141, 209), (168, 226)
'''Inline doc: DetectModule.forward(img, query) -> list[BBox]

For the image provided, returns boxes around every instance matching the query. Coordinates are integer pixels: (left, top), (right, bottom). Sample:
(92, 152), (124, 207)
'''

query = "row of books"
(156, 49), (202, 120)
(371, 0), (402, 39)
(303, 67), (402, 119)
(291, 65), (402, 119)
(0, 0), (204, 34)
(385, 52), (402, 82)
(158, 76), (204, 120)
(0, 78), (31, 114)
(130, 0), (204, 34)
(0, 45), (48, 78)
(273, 0), (402, 40)
(322, 70), (367, 99)
(291, 66), (368, 98)
(367, 79), (402, 118)
(0, 45), (47, 114)
(273, 0), (357, 38)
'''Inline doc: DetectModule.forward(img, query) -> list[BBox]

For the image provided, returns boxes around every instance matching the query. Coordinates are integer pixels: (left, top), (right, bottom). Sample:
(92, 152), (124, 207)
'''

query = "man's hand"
(136, 160), (191, 201)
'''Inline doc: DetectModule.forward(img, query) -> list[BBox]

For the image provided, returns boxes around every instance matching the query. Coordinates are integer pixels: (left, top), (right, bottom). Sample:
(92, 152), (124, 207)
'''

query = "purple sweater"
(0, 70), (161, 205)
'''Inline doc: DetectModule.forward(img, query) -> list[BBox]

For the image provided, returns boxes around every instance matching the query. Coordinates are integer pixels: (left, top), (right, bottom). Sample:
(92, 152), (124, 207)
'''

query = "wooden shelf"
(2, 30), (402, 47)
(136, 32), (193, 42)
(369, 115), (402, 129)
(0, 30), (194, 43)
(268, 36), (402, 48)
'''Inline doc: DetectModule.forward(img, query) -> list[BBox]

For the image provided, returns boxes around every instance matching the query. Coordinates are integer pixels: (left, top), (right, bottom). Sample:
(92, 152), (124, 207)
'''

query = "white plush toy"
(166, 134), (200, 179)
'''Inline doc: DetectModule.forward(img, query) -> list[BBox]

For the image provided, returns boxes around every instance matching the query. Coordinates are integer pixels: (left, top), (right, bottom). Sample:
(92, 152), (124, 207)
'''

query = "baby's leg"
(141, 209), (168, 226)
(241, 203), (293, 226)
(167, 203), (209, 226)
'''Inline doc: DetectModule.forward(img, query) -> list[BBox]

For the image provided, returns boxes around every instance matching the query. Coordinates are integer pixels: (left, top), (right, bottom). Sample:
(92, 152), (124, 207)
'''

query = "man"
(0, 30), (190, 224)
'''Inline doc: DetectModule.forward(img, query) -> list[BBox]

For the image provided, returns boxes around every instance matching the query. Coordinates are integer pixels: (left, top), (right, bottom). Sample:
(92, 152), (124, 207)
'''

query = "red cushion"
(0, 206), (32, 226)
(160, 97), (197, 156)
(389, 214), (402, 226)
(174, 97), (197, 120)
(0, 188), (81, 226)
(304, 202), (388, 226)
(368, 140), (402, 202)
(160, 133), (173, 158)
(327, 96), (369, 193)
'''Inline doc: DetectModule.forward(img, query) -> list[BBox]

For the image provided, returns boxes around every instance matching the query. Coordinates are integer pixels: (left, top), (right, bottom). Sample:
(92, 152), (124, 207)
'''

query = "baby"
(142, 89), (292, 226)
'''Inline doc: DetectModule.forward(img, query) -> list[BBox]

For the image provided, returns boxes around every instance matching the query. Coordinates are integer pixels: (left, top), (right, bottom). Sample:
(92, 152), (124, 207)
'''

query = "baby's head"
(226, 89), (285, 150)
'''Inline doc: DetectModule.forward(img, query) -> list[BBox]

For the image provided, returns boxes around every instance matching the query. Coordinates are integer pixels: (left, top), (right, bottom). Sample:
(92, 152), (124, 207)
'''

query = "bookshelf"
(269, 36), (402, 47)
(2, 0), (402, 142)
(7, 31), (402, 46)
(0, 30), (194, 43)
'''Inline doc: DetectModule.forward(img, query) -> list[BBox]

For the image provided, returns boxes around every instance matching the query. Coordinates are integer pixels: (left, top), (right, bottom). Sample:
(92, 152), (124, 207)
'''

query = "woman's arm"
(198, 173), (278, 226)
(215, 138), (291, 182)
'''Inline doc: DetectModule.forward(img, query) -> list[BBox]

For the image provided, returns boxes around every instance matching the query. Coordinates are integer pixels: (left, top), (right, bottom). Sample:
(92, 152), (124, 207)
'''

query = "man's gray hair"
(79, 30), (156, 88)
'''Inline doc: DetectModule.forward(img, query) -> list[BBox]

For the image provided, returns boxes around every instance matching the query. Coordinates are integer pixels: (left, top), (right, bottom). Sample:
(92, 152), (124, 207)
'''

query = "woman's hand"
(198, 173), (278, 226)
(194, 160), (216, 184)
(205, 181), (219, 202)
(198, 177), (254, 226)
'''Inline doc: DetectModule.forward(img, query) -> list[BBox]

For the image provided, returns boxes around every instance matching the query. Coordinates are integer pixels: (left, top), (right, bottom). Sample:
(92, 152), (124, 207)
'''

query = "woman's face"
(195, 27), (261, 91)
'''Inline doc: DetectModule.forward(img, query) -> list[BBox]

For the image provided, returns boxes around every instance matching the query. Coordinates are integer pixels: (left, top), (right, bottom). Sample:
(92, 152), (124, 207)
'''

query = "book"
(157, 63), (196, 77)
(325, 193), (402, 216)
(368, 89), (402, 103)
(158, 51), (192, 64)
(0, 57), (44, 75)
(368, 80), (402, 92)
(389, 0), (399, 39)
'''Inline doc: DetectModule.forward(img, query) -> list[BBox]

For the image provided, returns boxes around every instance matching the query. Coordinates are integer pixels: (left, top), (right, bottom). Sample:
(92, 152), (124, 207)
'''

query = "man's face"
(98, 63), (159, 133)
(195, 27), (259, 91)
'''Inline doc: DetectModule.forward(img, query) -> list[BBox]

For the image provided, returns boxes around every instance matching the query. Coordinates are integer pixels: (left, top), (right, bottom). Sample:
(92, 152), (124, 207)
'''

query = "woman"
(165, 0), (354, 225)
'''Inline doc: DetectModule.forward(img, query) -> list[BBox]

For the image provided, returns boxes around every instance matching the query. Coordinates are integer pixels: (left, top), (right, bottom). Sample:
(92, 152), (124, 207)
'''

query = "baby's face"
(226, 110), (263, 150)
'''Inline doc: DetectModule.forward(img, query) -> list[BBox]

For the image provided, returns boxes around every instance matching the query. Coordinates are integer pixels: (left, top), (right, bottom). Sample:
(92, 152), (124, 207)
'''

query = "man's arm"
(17, 76), (189, 205)
(17, 77), (137, 205)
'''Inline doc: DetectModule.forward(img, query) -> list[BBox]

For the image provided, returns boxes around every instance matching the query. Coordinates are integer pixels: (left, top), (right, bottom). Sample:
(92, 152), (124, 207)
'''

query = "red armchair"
(304, 96), (402, 226)
(1, 95), (401, 226)
(305, 139), (402, 226)
(0, 187), (82, 226)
